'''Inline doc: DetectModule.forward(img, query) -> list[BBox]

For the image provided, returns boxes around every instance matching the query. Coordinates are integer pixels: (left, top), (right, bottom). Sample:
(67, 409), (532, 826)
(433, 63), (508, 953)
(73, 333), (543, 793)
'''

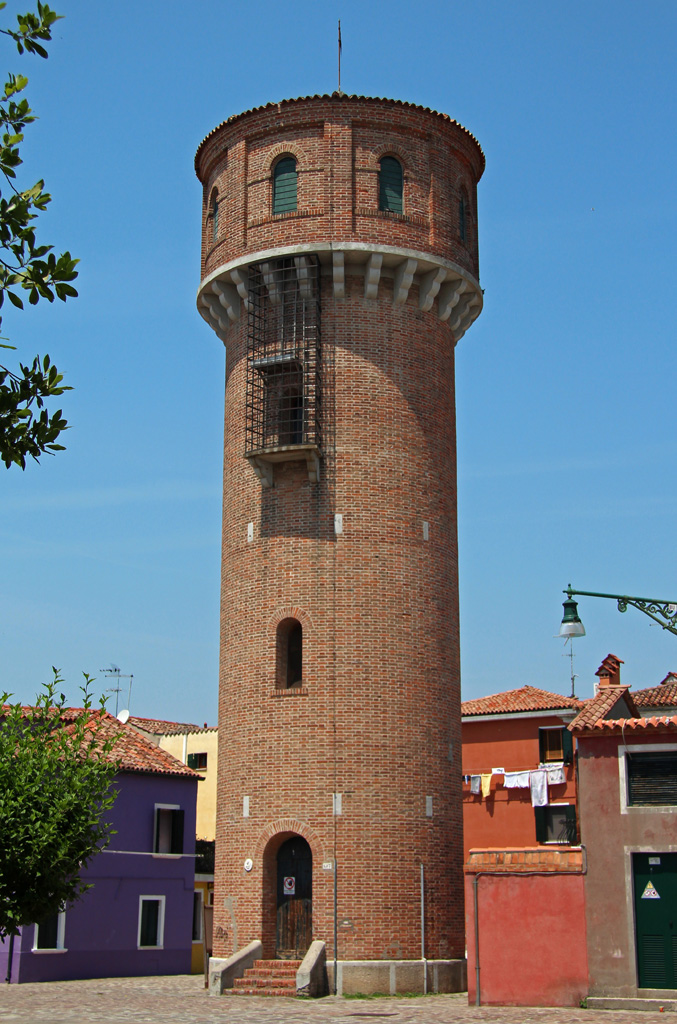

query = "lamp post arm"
(564, 587), (677, 636)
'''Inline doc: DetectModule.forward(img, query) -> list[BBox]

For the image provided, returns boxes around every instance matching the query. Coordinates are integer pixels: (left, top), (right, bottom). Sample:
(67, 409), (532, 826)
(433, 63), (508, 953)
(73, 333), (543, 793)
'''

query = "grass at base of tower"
(1, 973), (674, 1024)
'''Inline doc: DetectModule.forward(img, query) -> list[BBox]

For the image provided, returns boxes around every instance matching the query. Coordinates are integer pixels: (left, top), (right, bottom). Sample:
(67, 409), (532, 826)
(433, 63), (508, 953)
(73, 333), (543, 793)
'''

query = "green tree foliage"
(0, 671), (119, 941)
(0, 3), (78, 470)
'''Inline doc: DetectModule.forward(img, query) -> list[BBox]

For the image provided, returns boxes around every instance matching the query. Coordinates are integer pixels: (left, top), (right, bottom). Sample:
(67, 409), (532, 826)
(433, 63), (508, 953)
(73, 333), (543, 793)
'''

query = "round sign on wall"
(283, 876), (296, 895)
(244, 858), (253, 872)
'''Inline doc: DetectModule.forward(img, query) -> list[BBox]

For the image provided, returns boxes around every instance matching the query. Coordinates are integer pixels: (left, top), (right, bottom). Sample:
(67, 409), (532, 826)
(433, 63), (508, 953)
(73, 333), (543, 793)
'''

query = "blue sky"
(1, 0), (676, 723)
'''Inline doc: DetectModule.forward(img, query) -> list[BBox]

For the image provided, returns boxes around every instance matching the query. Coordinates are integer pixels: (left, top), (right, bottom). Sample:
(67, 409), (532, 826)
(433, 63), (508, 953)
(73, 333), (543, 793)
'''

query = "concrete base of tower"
(327, 958), (467, 997)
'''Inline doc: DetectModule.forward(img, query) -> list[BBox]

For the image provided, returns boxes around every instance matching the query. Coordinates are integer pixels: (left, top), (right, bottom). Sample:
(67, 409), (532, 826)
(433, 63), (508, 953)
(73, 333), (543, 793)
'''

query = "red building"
(461, 685), (581, 862)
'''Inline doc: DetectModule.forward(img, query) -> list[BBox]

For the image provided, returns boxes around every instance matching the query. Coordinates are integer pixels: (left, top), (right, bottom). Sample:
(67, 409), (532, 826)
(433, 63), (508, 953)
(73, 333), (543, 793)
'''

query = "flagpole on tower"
(338, 20), (342, 95)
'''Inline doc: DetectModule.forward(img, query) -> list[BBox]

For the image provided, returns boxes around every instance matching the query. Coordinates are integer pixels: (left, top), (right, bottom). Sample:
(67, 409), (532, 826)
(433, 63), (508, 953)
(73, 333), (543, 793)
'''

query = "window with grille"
(245, 256), (321, 456)
(534, 804), (578, 844)
(273, 157), (297, 214)
(627, 752), (677, 806)
(379, 156), (403, 213)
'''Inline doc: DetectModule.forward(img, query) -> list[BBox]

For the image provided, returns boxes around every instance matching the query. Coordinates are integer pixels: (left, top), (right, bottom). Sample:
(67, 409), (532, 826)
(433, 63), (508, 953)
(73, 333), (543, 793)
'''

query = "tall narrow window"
(138, 896), (165, 948)
(154, 805), (184, 854)
(458, 195), (466, 243)
(273, 157), (297, 214)
(210, 190), (219, 243)
(276, 617), (303, 688)
(379, 156), (403, 213)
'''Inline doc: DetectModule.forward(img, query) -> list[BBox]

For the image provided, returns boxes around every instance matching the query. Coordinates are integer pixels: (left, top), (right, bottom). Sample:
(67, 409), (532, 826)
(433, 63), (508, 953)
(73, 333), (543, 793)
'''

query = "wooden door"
(276, 836), (312, 958)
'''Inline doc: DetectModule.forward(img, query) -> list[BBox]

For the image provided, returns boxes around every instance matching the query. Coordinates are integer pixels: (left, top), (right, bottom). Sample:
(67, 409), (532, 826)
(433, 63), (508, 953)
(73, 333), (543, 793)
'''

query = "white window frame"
(32, 910), (66, 953)
(153, 803), (182, 857)
(618, 742), (677, 815)
(192, 889), (204, 944)
(137, 895), (166, 949)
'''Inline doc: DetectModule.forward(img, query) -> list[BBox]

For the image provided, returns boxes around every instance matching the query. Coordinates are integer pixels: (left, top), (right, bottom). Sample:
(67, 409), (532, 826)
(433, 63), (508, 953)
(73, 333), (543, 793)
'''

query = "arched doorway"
(276, 836), (312, 958)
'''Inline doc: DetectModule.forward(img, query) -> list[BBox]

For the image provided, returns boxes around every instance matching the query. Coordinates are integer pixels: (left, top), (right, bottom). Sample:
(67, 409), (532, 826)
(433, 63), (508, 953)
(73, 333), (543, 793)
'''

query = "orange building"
(461, 685), (582, 862)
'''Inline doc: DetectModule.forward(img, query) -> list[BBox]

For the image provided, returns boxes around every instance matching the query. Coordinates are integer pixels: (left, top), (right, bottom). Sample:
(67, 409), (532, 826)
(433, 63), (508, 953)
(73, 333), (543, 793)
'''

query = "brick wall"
(196, 95), (484, 962)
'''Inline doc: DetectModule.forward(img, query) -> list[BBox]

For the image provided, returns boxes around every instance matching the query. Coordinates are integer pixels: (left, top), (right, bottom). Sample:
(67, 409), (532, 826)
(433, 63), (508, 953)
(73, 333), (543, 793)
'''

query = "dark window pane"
(192, 892), (202, 942)
(379, 157), (403, 213)
(36, 912), (59, 949)
(140, 900), (159, 947)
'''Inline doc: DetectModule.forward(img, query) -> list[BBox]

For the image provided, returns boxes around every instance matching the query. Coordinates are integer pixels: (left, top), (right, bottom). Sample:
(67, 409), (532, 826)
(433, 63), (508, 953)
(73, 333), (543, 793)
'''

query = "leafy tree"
(0, 671), (119, 979)
(0, 3), (78, 470)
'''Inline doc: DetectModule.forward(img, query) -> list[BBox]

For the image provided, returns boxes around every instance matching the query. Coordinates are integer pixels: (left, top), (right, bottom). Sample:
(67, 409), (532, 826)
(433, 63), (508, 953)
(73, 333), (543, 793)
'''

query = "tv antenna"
(100, 664), (134, 717)
(562, 639), (578, 698)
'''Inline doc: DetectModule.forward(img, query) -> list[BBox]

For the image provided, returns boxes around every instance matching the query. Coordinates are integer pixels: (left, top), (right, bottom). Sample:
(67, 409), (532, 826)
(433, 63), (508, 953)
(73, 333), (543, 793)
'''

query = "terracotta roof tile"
(128, 715), (210, 735)
(633, 677), (677, 708)
(577, 715), (677, 733)
(65, 712), (198, 777)
(569, 686), (639, 731)
(461, 686), (583, 717)
(195, 93), (485, 174)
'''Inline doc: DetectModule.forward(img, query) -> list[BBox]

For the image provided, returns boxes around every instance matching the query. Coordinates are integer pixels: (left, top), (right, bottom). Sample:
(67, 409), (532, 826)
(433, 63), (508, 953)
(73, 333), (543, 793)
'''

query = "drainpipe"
(472, 873), (482, 1006)
(5, 932), (14, 984)
(420, 862), (427, 994)
(333, 858), (338, 995)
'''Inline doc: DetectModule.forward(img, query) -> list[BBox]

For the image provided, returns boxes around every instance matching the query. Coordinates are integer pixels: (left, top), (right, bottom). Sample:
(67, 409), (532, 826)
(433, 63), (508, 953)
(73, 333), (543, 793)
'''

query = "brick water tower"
(195, 94), (484, 994)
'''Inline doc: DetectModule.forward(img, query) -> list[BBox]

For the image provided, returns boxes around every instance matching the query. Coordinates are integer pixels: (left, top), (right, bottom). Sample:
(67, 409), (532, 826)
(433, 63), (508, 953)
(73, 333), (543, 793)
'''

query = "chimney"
(596, 654), (624, 688)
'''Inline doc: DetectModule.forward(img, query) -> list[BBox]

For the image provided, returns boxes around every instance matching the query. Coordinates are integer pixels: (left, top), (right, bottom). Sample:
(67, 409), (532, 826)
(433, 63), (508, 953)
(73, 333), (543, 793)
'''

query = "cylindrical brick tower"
(195, 94), (484, 985)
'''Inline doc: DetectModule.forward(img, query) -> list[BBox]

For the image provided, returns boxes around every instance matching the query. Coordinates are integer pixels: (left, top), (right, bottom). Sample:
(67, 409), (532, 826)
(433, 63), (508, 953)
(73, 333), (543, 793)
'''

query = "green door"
(634, 852), (677, 988)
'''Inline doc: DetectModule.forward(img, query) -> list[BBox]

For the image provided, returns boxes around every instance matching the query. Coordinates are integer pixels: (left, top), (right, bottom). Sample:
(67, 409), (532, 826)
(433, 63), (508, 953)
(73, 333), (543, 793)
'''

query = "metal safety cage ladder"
(245, 255), (322, 457)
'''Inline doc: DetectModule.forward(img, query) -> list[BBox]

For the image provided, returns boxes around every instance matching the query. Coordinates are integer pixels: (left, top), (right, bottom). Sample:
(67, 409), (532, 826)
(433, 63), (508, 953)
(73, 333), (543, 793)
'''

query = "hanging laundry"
(530, 769), (548, 807)
(470, 775), (481, 795)
(491, 767), (506, 776)
(504, 770), (530, 789)
(545, 763), (565, 786)
(481, 773), (492, 798)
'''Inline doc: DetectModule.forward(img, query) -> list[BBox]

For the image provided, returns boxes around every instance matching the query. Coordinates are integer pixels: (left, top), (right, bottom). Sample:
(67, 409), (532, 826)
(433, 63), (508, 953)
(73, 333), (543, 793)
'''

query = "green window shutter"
(379, 157), (403, 213)
(562, 728), (574, 764)
(273, 158), (297, 214)
(538, 728), (547, 763)
(534, 806), (547, 843)
(187, 753), (197, 770)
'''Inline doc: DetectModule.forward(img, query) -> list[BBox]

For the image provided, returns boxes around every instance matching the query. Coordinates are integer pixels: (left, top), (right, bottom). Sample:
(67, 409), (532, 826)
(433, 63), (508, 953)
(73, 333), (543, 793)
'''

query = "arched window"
(210, 190), (219, 243)
(276, 617), (303, 688)
(273, 157), (297, 214)
(379, 156), (403, 214)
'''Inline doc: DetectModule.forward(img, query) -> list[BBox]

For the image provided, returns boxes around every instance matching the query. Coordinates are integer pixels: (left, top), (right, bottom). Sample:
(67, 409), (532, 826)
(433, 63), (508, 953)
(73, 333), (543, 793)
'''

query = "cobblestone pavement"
(1, 976), (677, 1024)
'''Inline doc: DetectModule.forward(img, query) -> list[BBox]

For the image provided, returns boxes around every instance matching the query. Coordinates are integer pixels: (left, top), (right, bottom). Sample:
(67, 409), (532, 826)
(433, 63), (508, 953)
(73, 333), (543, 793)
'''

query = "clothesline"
(462, 763), (567, 807)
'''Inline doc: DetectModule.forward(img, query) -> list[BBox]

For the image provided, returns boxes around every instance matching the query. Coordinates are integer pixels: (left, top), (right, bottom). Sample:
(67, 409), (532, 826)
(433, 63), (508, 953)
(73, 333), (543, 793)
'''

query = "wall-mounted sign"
(641, 881), (660, 899)
(283, 876), (296, 895)
(322, 861), (334, 871)
(244, 858), (253, 872)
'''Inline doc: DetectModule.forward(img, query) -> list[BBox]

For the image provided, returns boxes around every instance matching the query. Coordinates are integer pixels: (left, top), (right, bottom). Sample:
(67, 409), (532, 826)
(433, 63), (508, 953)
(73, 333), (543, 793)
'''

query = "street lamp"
(559, 585), (677, 637)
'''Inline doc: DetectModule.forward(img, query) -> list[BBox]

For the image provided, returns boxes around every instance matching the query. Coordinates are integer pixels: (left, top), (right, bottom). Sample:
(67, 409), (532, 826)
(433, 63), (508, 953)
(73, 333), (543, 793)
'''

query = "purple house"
(0, 713), (198, 983)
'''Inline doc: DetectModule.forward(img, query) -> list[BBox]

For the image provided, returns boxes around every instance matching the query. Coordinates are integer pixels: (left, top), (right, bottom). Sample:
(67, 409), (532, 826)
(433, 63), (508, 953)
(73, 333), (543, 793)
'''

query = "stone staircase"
(229, 958), (301, 997)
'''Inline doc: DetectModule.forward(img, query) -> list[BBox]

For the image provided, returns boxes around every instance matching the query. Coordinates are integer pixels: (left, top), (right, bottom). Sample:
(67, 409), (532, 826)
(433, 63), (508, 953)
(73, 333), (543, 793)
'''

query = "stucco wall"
(465, 858), (587, 1006)
(578, 731), (677, 998)
(462, 714), (578, 860)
